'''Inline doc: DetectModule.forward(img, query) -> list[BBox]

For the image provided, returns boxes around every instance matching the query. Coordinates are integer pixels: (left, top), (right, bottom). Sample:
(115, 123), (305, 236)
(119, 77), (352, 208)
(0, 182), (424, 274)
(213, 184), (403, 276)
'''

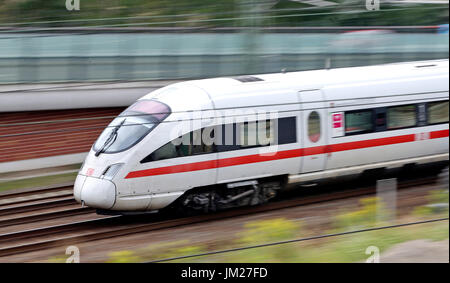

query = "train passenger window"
(345, 110), (373, 135)
(142, 117), (297, 162)
(191, 128), (215, 155)
(150, 142), (177, 161)
(376, 112), (386, 127)
(308, 111), (321, 143)
(387, 105), (417, 130)
(278, 117), (297, 144)
(261, 120), (275, 145)
(176, 132), (193, 157)
(239, 120), (274, 148)
(217, 124), (239, 152)
(427, 101), (449, 124)
(240, 122), (257, 147)
(141, 127), (216, 163)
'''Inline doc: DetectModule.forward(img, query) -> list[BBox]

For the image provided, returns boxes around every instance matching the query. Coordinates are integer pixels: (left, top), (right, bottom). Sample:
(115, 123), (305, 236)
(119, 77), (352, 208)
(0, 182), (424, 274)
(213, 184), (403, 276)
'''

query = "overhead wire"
(0, 5), (446, 34)
(147, 217), (450, 263)
(0, 4), (363, 27)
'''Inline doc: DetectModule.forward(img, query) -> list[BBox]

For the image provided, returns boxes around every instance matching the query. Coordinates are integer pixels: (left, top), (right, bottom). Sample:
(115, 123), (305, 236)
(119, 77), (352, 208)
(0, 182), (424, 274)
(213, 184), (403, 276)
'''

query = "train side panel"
(323, 75), (448, 172)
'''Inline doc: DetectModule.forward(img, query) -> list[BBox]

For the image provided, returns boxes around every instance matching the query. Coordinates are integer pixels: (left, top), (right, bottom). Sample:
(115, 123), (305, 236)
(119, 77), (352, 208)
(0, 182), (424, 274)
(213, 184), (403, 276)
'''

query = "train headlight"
(101, 163), (124, 180)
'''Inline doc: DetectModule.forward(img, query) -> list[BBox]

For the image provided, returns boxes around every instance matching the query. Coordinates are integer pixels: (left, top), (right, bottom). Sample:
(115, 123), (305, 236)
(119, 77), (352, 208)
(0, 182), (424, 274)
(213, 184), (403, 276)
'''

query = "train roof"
(187, 59), (449, 95)
(141, 59), (448, 112)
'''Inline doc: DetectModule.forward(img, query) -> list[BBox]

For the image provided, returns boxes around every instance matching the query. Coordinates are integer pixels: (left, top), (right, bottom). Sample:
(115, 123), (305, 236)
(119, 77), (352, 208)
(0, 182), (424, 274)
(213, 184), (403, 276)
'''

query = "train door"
(298, 90), (328, 173)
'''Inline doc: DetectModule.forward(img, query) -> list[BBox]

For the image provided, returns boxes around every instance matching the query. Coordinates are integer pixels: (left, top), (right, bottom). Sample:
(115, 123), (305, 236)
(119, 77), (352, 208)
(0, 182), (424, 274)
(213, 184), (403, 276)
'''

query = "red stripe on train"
(125, 129), (449, 179)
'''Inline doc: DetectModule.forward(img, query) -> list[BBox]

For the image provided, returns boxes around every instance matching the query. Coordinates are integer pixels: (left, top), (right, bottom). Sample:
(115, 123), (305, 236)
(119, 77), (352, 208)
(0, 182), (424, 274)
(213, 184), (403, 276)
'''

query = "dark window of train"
(146, 141), (177, 162)
(217, 117), (296, 152)
(239, 120), (274, 148)
(386, 105), (417, 130)
(376, 113), (386, 127)
(217, 123), (239, 152)
(141, 127), (216, 163)
(374, 108), (387, 132)
(417, 104), (427, 126)
(278, 117), (297, 144)
(345, 110), (374, 135)
(191, 128), (215, 155)
(308, 111), (321, 143)
(427, 101), (449, 125)
(143, 117), (299, 161)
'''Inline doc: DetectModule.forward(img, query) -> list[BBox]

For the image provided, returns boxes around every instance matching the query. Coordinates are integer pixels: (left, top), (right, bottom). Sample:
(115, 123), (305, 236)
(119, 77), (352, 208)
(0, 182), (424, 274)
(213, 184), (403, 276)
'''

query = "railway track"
(0, 196), (76, 217)
(0, 184), (80, 223)
(0, 184), (98, 230)
(0, 184), (74, 207)
(0, 174), (442, 258)
(0, 206), (95, 228)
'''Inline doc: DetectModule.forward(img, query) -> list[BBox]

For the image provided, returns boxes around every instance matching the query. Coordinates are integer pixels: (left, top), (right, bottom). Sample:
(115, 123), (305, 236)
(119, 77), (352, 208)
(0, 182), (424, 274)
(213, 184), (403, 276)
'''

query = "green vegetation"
(413, 189), (449, 217)
(97, 218), (447, 263)
(107, 250), (143, 263)
(0, 172), (77, 192)
(0, 0), (448, 27)
(47, 217), (448, 263)
(335, 197), (384, 229)
(90, 192), (448, 263)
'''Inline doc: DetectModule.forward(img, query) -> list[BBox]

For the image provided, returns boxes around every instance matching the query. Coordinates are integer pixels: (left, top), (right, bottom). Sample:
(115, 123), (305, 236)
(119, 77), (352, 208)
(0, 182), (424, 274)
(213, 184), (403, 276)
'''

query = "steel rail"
(0, 206), (95, 228)
(0, 175), (439, 258)
(0, 197), (76, 217)
(0, 185), (73, 203)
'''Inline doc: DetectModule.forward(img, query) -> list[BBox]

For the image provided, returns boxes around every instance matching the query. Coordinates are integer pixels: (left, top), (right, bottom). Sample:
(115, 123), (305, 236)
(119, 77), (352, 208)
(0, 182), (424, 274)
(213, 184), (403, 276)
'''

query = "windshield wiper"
(95, 119), (126, 157)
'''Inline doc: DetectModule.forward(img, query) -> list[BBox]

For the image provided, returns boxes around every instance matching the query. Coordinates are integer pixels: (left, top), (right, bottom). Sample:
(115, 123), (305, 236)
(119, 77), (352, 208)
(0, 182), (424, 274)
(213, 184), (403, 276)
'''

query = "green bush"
(335, 197), (389, 230)
(106, 250), (142, 263)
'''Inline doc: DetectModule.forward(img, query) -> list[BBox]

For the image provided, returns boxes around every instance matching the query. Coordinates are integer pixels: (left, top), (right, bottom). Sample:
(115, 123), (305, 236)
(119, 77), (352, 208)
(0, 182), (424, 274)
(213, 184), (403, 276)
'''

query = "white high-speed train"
(74, 60), (449, 214)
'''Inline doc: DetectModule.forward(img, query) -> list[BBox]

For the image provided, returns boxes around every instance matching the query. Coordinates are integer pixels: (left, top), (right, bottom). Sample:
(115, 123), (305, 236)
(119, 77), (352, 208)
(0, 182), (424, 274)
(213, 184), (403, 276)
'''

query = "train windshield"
(93, 100), (171, 155)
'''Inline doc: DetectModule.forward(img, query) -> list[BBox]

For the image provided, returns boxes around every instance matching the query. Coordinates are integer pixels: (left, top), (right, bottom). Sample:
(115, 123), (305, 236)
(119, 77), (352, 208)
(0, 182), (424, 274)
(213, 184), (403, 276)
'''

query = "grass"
(95, 192), (449, 263)
(164, 217), (449, 263)
(47, 216), (448, 263)
(44, 187), (449, 263)
(0, 172), (77, 192)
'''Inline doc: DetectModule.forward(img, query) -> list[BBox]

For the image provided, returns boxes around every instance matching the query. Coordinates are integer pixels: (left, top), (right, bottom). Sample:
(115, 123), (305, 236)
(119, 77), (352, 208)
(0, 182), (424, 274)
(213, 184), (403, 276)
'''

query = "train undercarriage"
(179, 180), (282, 213)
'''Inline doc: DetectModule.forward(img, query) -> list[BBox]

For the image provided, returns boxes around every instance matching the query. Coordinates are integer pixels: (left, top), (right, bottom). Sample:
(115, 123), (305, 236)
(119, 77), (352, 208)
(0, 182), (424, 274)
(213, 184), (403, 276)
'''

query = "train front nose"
(74, 174), (116, 209)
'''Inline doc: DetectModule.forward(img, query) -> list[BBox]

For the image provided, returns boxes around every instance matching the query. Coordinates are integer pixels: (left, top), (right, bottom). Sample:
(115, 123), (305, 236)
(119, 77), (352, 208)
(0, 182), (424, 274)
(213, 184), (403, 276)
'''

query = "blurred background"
(0, 0), (448, 263)
(0, 0), (448, 83)
(1, 0), (448, 175)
